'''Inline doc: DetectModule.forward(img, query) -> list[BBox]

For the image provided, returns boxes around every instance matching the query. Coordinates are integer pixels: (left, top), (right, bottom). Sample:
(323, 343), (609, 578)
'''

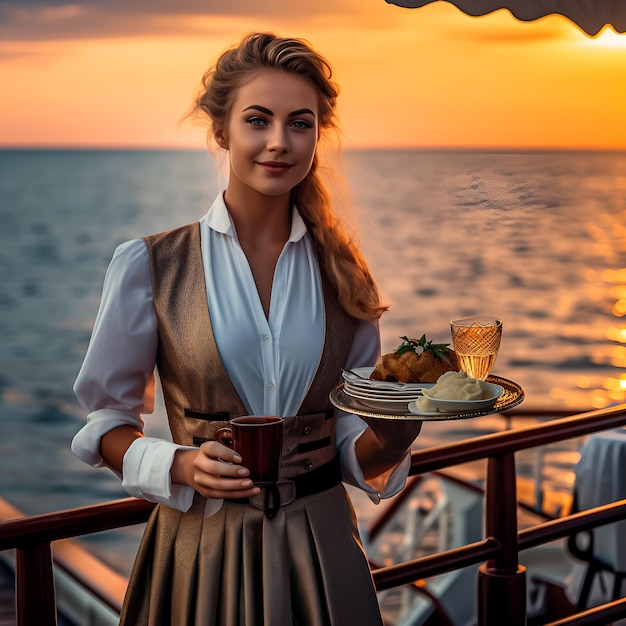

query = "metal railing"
(2, 404), (626, 625)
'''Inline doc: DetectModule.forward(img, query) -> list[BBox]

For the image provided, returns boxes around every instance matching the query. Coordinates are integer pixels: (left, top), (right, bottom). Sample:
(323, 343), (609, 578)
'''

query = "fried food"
(370, 335), (459, 384)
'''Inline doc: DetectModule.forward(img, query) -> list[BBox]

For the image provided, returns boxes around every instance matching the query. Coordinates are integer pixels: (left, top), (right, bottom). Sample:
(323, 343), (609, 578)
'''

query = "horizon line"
(1, 144), (625, 153)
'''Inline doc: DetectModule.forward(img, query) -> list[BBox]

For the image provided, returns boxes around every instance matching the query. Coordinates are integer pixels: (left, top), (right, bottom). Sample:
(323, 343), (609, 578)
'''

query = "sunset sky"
(1, 1), (626, 150)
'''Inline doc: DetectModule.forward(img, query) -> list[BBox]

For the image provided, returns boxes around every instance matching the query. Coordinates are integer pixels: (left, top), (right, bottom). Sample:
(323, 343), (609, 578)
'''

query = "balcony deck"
(3, 404), (626, 625)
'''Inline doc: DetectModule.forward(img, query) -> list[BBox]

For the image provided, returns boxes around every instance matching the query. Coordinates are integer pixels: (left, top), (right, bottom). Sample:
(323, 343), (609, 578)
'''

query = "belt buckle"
(276, 479), (296, 507)
(247, 479), (296, 515)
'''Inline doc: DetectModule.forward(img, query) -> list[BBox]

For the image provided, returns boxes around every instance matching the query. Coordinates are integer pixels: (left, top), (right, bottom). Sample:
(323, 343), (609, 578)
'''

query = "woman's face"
(217, 69), (319, 202)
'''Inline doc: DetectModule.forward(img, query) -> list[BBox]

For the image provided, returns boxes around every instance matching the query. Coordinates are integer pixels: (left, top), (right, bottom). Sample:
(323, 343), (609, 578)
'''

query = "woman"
(72, 32), (422, 625)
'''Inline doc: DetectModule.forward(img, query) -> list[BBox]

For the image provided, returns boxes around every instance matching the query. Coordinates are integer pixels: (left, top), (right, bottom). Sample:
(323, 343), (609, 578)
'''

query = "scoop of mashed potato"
(416, 370), (490, 411)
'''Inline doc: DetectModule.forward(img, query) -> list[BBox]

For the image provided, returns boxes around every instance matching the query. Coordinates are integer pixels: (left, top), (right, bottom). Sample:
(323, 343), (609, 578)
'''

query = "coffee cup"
(216, 416), (284, 486)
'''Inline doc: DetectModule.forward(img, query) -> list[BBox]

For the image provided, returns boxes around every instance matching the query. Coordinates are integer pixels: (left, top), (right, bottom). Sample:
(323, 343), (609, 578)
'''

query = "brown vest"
(142, 222), (358, 479)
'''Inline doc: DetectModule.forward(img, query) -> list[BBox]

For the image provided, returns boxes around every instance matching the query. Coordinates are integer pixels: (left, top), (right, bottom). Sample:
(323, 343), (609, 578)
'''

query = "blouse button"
(268, 383), (276, 391)
(303, 426), (312, 436)
(304, 460), (313, 471)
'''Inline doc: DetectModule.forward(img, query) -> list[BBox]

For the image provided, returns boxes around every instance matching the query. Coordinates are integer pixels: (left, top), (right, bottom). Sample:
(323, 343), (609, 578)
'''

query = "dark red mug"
(216, 416), (284, 486)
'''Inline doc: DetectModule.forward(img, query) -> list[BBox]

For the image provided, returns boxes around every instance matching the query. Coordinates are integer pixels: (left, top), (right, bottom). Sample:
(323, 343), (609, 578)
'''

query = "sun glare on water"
(588, 25), (626, 47)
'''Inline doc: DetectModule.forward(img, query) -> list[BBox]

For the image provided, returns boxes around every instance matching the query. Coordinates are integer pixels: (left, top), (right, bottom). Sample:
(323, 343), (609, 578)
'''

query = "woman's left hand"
(361, 416), (422, 451)
(355, 417), (422, 481)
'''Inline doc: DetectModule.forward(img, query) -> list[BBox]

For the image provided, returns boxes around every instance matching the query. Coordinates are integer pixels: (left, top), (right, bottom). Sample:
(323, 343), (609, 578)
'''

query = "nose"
(267, 126), (288, 153)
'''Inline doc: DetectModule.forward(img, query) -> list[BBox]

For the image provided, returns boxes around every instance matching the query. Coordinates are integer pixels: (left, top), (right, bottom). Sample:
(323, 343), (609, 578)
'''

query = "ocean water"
(1, 148), (625, 576)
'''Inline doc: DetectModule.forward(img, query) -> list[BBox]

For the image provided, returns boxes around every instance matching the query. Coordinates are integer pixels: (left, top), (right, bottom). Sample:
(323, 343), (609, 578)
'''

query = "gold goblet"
(450, 316), (502, 380)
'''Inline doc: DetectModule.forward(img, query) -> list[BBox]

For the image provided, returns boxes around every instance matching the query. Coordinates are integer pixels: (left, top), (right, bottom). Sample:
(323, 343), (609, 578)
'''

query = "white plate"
(414, 383), (504, 414)
(343, 383), (425, 401)
(345, 393), (421, 408)
(342, 367), (432, 392)
(360, 398), (412, 411)
(407, 403), (452, 416)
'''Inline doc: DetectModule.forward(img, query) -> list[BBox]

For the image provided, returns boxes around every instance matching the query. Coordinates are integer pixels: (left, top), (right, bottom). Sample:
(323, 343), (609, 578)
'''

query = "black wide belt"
(227, 455), (342, 518)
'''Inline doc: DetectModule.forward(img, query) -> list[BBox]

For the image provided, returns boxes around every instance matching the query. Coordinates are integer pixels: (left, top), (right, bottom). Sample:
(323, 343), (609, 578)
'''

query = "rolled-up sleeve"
(71, 239), (196, 510)
(336, 319), (411, 503)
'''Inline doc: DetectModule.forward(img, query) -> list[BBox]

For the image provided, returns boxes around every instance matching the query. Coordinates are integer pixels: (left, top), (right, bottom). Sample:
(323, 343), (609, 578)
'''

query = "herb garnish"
(395, 334), (452, 365)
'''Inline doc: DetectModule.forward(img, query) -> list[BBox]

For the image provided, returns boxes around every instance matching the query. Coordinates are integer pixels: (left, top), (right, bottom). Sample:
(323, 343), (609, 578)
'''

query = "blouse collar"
(204, 192), (307, 243)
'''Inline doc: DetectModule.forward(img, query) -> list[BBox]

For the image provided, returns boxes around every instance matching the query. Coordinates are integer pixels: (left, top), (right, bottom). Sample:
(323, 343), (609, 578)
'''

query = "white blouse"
(72, 194), (409, 512)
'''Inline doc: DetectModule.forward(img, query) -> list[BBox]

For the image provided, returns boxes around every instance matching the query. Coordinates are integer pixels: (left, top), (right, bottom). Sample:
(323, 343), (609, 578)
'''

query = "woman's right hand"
(171, 441), (261, 500)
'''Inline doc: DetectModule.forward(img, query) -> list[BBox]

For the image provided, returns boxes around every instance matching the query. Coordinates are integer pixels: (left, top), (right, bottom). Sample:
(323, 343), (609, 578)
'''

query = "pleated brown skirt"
(120, 483), (383, 625)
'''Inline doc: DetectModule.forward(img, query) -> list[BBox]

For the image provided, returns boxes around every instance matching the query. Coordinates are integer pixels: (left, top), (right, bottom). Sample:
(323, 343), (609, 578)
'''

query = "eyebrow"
(242, 105), (316, 118)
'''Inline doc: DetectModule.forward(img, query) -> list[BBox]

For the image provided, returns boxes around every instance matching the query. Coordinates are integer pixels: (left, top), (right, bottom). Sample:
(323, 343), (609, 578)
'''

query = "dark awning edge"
(384, 0), (626, 36)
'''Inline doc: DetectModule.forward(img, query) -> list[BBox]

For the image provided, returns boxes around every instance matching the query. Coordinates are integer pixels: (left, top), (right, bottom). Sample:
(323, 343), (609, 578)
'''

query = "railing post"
(15, 542), (57, 626)
(478, 453), (526, 626)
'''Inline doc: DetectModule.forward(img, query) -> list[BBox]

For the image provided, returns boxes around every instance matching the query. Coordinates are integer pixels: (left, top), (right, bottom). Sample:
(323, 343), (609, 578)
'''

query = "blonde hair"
(191, 32), (388, 320)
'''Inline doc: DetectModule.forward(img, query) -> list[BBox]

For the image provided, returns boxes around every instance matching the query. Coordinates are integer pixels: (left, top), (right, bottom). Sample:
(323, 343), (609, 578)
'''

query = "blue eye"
(291, 119), (313, 129)
(247, 116), (267, 127)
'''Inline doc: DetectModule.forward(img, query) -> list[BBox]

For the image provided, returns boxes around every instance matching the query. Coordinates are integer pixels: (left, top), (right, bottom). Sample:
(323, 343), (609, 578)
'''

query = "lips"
(257, 161), (293, 174)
